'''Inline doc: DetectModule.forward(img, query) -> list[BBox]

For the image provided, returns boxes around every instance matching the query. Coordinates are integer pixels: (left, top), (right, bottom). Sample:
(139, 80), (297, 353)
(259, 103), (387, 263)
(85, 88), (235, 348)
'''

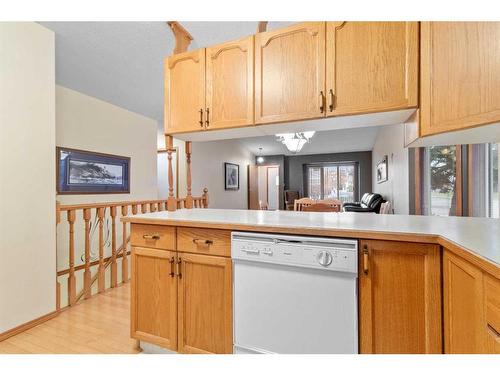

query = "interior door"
(267, 166), (279, 210)
(247, 165), (259, 210)
(206, 36), (254, 129)
(255, 22), (326, 124)
(358, 240), (442, 354)
(177, 253), (233, 354)
(326, 22), (418, 116)
(131, 247), (177, 350)
(164, 49), (206, 134)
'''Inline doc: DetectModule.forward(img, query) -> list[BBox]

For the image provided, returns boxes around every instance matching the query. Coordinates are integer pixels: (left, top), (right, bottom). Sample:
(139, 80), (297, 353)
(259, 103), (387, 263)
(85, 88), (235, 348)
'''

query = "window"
(306, 163), (358, 203)
(487, 143), (499, 218)
(422, 146), (460, 216)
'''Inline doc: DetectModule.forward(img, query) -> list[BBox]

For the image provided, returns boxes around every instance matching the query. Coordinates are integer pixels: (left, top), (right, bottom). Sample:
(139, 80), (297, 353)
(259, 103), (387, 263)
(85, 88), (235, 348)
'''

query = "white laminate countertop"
(123, 209), (500, 267)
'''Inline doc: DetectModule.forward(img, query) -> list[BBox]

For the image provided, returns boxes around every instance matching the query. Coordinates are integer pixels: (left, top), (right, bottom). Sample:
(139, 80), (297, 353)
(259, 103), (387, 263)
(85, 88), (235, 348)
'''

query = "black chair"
(343, 193), (385, 214)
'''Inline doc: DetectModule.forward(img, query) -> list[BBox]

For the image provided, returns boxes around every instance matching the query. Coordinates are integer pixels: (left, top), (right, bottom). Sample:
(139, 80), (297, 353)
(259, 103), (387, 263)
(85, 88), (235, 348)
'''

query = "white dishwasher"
(232, 232), (358, 354)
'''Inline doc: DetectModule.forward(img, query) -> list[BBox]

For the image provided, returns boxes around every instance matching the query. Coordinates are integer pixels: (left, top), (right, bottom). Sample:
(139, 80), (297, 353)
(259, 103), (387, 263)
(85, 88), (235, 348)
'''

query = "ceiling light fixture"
(256, 147), (265, 164)
(276, 131), (315, 153)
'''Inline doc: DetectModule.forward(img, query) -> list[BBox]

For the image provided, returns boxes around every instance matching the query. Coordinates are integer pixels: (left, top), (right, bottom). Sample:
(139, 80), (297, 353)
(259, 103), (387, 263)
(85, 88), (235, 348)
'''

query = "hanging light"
(256, 147), (265, 164)
(276, 131), (315, 153)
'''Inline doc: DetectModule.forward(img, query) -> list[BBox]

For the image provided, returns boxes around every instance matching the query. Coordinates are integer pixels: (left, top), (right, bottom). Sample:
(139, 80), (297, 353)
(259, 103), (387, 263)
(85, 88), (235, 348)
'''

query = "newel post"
(166, 135), (177, 211)
(185, 141), (193, 209)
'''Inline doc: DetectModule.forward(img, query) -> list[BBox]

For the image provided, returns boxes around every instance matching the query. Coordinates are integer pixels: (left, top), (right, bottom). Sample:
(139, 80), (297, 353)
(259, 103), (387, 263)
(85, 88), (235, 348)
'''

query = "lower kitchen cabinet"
(358, 240), (442, 354)
(177, 253), (233, 354)
(130, 247), (178, 350)
(443, 250), (500, 354)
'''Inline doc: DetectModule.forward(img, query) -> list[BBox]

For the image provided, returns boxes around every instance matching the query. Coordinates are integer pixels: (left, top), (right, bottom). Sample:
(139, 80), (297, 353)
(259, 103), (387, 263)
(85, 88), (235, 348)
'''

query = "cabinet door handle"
(205, 108), (210, 127)
(363, 245), (369, 275)
(176, 257), (182, 279)
(199, 108), (204, 128)
(319, 91), (325, 113)
(143, 234), (160, 240)
(329, 89), (335, 112)
(193, 238), (214, 246)
(169, 256), (175, 277)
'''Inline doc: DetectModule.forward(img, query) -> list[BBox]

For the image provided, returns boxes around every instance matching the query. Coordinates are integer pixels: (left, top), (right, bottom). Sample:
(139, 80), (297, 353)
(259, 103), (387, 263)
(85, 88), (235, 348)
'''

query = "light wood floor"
(0, 284), (140, 354)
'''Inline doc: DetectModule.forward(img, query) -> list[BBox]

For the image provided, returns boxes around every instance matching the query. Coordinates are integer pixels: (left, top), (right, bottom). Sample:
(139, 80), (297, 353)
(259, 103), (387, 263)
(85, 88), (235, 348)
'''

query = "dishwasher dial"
(316, 250), (333, 267)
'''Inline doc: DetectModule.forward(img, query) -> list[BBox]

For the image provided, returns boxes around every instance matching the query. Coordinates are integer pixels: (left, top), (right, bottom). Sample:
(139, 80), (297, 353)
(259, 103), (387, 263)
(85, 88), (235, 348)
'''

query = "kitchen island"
(122, 209), (500, 354)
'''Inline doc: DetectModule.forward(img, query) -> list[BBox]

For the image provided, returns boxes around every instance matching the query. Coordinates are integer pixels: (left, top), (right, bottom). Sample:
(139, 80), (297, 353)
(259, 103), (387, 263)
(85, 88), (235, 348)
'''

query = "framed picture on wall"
(224, 162), (239, 190)
(57, 147), (130, 194)
(376, 155), (388, 184)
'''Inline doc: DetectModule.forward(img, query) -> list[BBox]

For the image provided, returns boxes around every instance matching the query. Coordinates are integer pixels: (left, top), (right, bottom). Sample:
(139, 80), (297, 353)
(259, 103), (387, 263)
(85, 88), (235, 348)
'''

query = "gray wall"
(256, 151), (372, 203)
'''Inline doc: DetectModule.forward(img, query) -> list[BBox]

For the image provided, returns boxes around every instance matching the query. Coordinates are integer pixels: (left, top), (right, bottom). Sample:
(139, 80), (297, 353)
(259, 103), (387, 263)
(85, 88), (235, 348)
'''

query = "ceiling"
(236, 126), (381, 156)
(39, 21), (294, 122)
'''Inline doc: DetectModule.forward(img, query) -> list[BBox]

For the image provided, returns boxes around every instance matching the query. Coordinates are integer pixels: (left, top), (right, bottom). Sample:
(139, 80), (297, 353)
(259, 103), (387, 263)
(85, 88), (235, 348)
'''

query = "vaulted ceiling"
(39, 22), (293, 122)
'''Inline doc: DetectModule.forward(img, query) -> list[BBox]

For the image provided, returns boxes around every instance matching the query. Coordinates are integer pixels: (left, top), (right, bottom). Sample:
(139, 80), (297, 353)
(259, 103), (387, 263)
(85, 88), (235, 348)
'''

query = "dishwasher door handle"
(242, 248), (260, 254)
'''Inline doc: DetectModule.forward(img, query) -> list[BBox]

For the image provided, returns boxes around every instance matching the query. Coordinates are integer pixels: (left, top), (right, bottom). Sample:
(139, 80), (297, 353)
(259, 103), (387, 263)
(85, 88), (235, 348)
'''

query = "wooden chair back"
(259, 201), (269, 210)
(379, 201), (392, 214)
(294, 198), (314, 211)
(318, 198), (343, 211)
(302, 203), (340, 212)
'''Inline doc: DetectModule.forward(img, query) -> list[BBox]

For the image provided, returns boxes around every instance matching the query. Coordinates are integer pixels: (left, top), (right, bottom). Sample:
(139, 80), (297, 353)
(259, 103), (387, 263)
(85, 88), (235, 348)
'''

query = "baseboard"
(0, 310), (60, 342)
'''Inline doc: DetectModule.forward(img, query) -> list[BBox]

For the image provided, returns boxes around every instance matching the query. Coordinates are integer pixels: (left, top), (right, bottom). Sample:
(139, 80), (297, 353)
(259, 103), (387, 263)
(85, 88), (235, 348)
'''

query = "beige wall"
(372, 124), (409, 214)
(0, 23), (56, 332)
(191, 140), (255, 209)
(56, 86), (158, 306)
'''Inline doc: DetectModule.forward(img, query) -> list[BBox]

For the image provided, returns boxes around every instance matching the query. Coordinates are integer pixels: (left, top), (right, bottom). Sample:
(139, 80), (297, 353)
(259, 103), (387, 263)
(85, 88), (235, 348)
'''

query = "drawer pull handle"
(169, 257), (175, 277)
(177, 257), (182, 279)
(363, 245), (369, 275)
(193, 238), (213, 246)
(143, 234), (160, 240)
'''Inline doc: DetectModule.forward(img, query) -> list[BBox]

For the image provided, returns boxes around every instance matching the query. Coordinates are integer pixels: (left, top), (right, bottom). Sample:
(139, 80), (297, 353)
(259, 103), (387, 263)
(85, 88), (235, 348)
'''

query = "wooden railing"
(56, 190), (208, 308)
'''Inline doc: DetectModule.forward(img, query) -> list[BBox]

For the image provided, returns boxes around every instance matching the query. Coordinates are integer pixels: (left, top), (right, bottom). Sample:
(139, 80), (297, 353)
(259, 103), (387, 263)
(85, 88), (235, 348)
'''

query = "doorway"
(248, 165), (280, 210)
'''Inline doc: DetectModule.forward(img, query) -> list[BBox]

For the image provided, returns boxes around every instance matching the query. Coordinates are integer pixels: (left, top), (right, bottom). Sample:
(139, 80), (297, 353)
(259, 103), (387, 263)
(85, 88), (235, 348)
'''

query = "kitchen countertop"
(122, 208), (500, 271)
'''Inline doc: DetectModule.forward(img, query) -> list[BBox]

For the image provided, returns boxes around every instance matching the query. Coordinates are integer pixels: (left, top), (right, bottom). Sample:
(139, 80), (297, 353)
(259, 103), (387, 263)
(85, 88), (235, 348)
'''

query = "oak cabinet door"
(206, 36), (254, 129)
(359, 240), (442, 354)
(177, 253), (232, 354)
(443, 250), (485, 353)
(131, 247), (177, 350)
(326, 22), (418, 117)
(484, 275), (500, 353)
(255, 22), (326, 124)
(420, 22), (500, 136)
(164, 49), (206, 134)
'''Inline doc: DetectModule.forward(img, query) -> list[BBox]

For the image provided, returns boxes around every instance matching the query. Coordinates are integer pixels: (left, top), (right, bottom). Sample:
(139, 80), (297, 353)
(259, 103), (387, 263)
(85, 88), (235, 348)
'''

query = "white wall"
(0, 23), (56, 332)
(56, 85), (158, 306)
(191, 140), (255, 209)
(56, 85), (158, 204)
(372, 124), (409, 214)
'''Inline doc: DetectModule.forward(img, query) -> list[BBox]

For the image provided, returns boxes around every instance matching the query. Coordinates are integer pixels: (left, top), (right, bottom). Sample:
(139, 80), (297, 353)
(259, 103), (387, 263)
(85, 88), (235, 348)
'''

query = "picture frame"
(224, 162), (239, 190)
(57, 147), (130, 194)
(376, 155), (388, 184)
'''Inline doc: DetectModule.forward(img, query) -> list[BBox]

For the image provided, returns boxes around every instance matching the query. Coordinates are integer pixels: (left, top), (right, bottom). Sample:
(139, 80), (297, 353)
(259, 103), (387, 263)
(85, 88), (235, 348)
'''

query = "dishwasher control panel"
(231, 232), (358, 274)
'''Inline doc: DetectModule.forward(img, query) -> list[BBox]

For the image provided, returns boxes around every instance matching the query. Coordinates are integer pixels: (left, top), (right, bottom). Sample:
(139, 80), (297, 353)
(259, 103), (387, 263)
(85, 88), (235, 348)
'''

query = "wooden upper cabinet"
(326, 21), (418, 117)
(131, 247), (177, 350)
(177, 253), (232, 354)
(255, 22), (326, 124)
(420, 22), (500, 136)
(359, 240), (442, 354)
(205, 36), (254, 129)
(164, 49), (206, 134)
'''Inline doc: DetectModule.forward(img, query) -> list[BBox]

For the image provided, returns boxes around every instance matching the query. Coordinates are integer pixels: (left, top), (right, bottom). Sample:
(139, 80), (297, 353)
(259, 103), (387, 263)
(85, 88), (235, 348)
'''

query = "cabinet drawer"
(485, 275), (500, 340)
(131, 224), (176, 250)
(177, 227), (231, 257)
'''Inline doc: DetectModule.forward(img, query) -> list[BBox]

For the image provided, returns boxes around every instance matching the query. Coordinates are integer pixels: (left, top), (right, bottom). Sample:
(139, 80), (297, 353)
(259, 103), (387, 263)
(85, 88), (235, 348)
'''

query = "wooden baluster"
(150, 202), (156, 212)
(56, 201), (61, 311)
(110, 206), (117, 288)
(185, 141), (193, 209)
(202, 188), (209, 208)
(166, 135), (177, 211)
(141, 203), (148, 214)
(83, 208), (92, 299)
(97, 207), (105, 293)
(67, 210), (77, 306)
(121, 205), (129, 283)
(132, 204), (138, 215)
